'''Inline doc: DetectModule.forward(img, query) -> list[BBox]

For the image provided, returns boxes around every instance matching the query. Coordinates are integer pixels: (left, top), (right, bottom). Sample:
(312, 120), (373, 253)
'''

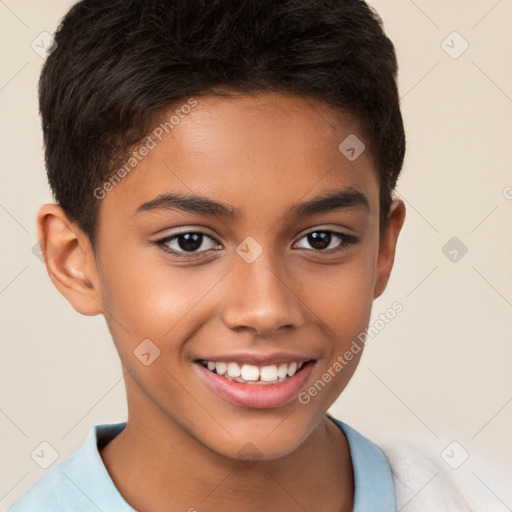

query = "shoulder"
(6, 449), (91, 511)
(6, 422), (128, 512)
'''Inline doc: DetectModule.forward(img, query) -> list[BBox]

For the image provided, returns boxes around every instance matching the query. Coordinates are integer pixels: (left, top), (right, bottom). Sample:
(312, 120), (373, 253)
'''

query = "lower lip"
(195, 362), (315, 409)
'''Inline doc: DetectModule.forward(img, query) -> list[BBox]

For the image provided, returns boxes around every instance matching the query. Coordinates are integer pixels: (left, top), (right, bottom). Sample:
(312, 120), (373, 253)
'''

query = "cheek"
(300, 249), (376, 333)
(297, 247), (376, 398)
(98, 225), (377, 353)
(100, 238), (376, 330)
(97, 243), (224, 351)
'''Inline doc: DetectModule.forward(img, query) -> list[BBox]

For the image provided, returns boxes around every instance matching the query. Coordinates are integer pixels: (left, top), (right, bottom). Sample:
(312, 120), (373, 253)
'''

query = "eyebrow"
(133, 186), (370, 218)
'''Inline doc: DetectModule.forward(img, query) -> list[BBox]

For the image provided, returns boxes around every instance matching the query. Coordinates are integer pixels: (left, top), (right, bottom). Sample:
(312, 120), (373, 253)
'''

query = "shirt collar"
(327, 414), (398, 511)
(80, 418), (397, 511)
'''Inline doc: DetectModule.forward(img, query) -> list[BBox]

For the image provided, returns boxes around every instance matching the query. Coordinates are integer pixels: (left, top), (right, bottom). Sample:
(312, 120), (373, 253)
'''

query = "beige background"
(1, 0), (511, 509)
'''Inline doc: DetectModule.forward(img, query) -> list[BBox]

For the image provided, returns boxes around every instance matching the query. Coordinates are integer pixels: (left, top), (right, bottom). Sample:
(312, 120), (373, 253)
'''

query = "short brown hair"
(39, 0), (405, 246)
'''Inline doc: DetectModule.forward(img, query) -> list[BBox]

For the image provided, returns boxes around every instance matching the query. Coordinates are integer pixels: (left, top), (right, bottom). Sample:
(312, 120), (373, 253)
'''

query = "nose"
(221, 246), (304, 336)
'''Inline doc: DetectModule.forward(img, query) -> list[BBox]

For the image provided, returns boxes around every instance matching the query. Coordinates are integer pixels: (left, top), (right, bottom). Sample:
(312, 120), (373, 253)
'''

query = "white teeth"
(277, 363), (288, 379)
(227, 362), (241, 378)
(288, 362), (298, 377)
(215, 362), (227, 375)
(240, 364), (259, 381)
(202, 360), (308, 384)
(260, 364), (278, 382)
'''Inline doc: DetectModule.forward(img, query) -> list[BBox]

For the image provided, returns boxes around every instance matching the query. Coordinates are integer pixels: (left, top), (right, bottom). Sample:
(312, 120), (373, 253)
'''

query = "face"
(41, 91), (405, 461)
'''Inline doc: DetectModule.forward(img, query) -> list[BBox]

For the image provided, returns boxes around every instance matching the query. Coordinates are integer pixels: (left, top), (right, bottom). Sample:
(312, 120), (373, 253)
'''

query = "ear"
(373, 199), (406, 299)
(36, 203), (104, 316)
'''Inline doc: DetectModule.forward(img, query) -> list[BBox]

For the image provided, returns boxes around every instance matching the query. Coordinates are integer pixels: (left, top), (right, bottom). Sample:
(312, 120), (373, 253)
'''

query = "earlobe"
(36, 203), (104, 316)
(373, 199), (406, 299)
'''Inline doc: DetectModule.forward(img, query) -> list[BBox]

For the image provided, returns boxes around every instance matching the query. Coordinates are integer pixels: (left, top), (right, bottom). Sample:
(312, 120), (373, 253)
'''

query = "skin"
(37, 91), (405, 512)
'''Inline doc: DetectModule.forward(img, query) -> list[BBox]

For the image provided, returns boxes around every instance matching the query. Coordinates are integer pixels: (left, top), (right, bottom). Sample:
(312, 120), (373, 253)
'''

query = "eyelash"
(153, 229), (359, 259)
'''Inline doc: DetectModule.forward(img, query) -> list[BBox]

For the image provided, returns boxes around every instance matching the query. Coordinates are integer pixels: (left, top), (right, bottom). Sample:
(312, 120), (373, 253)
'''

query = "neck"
(100, 379), (354, 512)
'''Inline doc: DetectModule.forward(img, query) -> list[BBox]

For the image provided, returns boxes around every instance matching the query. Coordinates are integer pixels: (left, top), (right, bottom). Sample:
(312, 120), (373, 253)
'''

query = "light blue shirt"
(7, 415), (397, 511)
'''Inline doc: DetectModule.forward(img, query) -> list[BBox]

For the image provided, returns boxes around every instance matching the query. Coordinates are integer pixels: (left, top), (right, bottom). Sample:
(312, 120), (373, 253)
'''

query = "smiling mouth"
(196, 359), (313, 385)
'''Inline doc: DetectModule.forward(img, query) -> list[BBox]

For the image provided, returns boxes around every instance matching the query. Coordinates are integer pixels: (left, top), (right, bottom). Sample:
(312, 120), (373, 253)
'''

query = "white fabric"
(381, 439), (510, 512)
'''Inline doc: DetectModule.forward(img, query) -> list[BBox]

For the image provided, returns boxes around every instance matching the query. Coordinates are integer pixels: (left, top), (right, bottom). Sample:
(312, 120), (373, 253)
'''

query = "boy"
(7, 0), (483, 510)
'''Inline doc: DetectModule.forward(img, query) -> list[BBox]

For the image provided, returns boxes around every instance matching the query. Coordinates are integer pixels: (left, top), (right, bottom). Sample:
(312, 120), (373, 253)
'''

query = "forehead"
(99, 91), (379, 225)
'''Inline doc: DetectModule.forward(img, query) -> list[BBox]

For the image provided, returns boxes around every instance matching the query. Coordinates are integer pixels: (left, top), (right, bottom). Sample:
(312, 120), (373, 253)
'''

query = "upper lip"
(195, 352), (316, 366)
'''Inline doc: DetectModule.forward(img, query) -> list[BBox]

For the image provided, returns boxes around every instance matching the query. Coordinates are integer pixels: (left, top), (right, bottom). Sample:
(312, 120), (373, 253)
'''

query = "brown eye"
(176, 233), (203, 252)
(155, 231), (221, 257)
(295, 230), (358, 252)
(307, 231), (332, 250)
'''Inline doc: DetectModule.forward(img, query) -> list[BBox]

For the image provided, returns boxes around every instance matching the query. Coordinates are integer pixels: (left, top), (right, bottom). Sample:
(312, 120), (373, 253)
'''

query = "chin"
(191, 410), (320, 464)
